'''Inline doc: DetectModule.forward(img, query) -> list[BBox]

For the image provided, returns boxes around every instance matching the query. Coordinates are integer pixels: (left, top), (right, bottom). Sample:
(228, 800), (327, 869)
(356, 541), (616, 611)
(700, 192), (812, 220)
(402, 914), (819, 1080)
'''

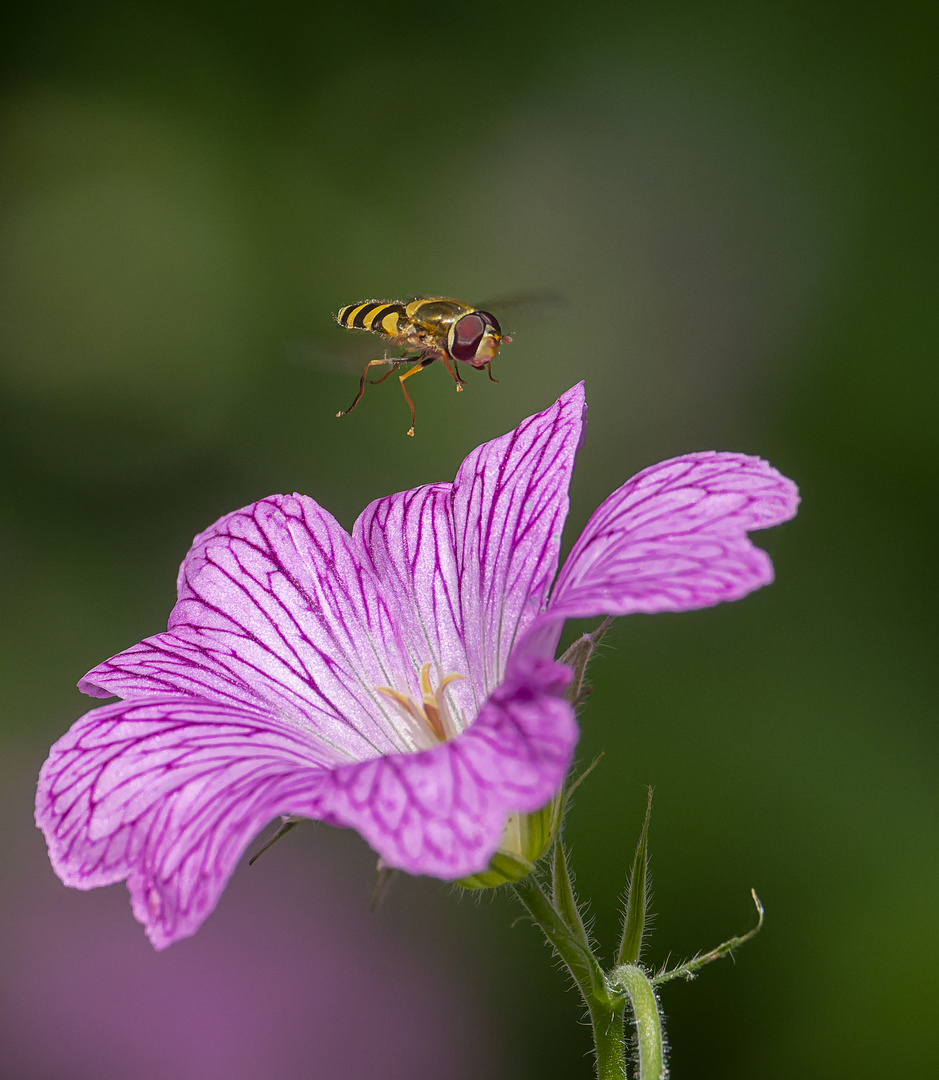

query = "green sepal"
(617, 787), (653, 967)
(457, 851), (536, 890)
(525, 793), (563, 859)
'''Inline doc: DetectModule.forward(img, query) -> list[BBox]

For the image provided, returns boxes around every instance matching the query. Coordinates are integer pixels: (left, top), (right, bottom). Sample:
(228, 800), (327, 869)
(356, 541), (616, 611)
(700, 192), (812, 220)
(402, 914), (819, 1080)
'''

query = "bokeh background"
(2, 1), (936, 1076)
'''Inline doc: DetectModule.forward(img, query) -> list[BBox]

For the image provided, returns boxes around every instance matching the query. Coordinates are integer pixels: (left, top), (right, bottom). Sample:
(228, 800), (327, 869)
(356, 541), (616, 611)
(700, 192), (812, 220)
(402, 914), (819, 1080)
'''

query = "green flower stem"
(512, 877), (665, 1079)
(652, 889), (765, 987)
(511, 875), (609, 1006)
(589, 998), (629, 1080)
(610, 964), (665, 1080)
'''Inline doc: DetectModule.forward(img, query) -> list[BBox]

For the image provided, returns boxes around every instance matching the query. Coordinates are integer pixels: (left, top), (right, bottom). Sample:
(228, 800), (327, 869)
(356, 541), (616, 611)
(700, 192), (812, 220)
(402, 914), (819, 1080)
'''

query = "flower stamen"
(376, 661), (464, 745)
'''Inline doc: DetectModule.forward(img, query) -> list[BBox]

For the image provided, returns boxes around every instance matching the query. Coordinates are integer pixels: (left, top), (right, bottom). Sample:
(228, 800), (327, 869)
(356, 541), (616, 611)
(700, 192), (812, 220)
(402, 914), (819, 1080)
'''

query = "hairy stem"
(589, 996), (629, 1080)
(612, 964), (665, 1079)
(512, 877), (666, 1079)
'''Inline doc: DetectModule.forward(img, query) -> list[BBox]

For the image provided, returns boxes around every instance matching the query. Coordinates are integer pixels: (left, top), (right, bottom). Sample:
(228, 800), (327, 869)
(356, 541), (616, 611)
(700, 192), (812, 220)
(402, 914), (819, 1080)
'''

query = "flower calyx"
(457, 793), (563, 889)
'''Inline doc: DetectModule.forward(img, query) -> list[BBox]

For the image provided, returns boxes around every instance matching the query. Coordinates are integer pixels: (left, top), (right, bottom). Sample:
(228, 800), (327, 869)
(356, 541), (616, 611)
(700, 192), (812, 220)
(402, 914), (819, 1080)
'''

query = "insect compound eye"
(450, 313), (488, 362)
(475, 310), (502, 336)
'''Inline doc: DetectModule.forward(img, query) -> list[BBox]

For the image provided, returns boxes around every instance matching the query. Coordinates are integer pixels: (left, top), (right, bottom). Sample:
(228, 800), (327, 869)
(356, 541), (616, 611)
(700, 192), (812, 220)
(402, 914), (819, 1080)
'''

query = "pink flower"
(36, 384), (798, 947)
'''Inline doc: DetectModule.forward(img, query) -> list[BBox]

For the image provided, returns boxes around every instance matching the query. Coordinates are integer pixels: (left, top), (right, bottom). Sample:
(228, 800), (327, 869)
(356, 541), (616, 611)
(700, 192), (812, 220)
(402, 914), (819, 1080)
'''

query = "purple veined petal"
(82, 390), (585, 753)
(354, 383), (585, 716)
(37, 654), (576, 946)
(35, 697), (338, 949)
(353, 482), (468, 707)
(449, 383), (584, 697)
(546, 451), (799, 629)
(80, 495), (422, 760)
(315, 651), (577, 878)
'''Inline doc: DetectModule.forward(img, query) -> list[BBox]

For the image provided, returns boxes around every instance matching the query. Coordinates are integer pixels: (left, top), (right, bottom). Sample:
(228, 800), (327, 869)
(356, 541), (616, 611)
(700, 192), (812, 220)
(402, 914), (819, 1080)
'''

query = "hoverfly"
(334, 296), (511, 436)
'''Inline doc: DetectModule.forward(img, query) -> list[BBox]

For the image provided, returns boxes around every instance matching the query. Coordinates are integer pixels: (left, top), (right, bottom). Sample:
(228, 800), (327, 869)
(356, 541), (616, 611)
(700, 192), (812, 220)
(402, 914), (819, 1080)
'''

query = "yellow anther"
(377, 663), (465, 745)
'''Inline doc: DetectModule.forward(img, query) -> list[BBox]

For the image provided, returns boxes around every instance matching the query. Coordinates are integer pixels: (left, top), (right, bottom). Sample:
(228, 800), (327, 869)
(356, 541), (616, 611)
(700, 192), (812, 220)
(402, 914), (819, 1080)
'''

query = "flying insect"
(334, 296), (511, 436)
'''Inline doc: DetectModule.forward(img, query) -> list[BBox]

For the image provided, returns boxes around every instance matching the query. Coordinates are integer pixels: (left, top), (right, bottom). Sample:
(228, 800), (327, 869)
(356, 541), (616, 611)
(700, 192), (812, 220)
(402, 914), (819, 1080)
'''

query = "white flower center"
(376, 661), (465, 746)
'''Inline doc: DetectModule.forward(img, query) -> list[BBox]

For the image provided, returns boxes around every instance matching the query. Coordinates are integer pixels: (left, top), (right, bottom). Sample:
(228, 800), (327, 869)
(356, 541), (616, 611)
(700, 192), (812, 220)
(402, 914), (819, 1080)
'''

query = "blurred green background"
(2, 1), (936, 1076)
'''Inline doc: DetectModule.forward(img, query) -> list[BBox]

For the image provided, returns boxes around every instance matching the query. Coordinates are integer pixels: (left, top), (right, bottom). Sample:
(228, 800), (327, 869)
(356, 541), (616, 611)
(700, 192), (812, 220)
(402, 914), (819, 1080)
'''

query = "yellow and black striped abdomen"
(336, 301), (407, 338)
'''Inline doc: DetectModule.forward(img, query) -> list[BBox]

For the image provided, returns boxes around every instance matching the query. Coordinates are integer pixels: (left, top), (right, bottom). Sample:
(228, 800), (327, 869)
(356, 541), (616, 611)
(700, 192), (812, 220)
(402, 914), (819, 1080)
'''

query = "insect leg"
(367, 363), (404, 386)
(336, 358), (398, 418)
(483, 360), (498, 384)
(368, 351), (420, 386)
(399, 358), (436, 436)
(440, 352), (466, 391)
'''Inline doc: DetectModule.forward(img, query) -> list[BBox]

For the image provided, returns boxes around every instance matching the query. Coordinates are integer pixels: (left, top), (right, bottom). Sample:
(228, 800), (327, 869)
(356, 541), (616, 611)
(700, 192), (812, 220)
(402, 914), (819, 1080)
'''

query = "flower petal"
(353, 481), (464, 692)
(315, 652), (577, 879)
(81, 495), (418, 760)
(37, 654), (576, 946)
(548, 452), (799, 625)
(450, 384), (585, 690)
(35, 696), (340, 948)
(355, 384), (586, 713)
